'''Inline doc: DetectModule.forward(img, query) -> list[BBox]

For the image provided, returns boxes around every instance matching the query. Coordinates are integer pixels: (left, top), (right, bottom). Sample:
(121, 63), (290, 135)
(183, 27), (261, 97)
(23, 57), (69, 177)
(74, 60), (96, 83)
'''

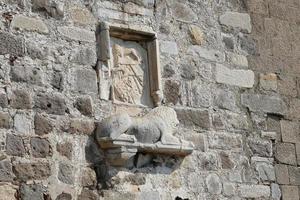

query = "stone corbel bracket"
(96, 22), (163, 106)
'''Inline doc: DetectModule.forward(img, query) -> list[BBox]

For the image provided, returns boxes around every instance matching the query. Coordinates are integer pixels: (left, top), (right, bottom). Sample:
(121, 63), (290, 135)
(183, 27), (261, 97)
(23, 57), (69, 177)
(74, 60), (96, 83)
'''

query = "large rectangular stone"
(187, 46), (225, 62)
(288, 166), (300, 185)
(219, 12), (252, 33)
(281, 185), (299, 200)
(58, 26), (95, 42)
(208, 132), (242, 150)
(280, 120), (300, 143)
(11, 15), (49, 34)
(215, 64), (254, 88)
(175, 108), (210, 129)
(241, 94), (287, 115)
(160, 41), (178, 55)
(239, 185), (270, 198)
(275, 143), (297, 165)
(275, 164), (289, 184)
(0, 32), (25, 56)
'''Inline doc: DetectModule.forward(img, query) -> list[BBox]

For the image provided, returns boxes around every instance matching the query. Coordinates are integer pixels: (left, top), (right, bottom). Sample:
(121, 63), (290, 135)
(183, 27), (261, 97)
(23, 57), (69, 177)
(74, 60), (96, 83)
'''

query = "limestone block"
(215, 64), (254, 88)
(30, 137), (51, 158)
(275, 143), (297, 165)
(160, 41), (178, 55)
(74, 69), (98, 94)
(10, 89), (32, 109)
(208, 132), (242, 150)
(34, 93), (66, 115)
(226, 52), (248, 68)
(0, 185), (17, 200)
(247, 138), (272, 157)
(239, 185), (270, 198)
(70, 47), (97, 66)
(0, 31), (25, 56)
(256, 162), (275, 181)
(271, 183), (281, 200)
(14, 113), (33, 135)
(214, 89), (238, 112)
(260, 73), (277, 91)
(6, 134), (25, 156)
(187, 46), (225, 62)
(13, 162), (51, 181)
(288, 166), (300, 185)
(170, 2), (198, 22)
(11, 15), (49, 34)
(223, 182), (236, 197)
(275, 164), (289, 184)
(10, 66), (43, 85)
(69, 6), (96, 25)
(281, 185), (299, 200)
(219, 12), (252, 33)
(241, 93), (287, 115)
(206, 174), (222, 194)
(58, 26), (95, 42)
(281, 120), (300, 143)
(20, 183), (46, 200)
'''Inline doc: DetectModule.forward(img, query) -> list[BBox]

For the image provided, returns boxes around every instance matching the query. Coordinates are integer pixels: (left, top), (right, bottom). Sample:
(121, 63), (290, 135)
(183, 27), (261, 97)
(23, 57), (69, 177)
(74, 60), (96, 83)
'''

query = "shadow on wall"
(84, 134), (184, 190)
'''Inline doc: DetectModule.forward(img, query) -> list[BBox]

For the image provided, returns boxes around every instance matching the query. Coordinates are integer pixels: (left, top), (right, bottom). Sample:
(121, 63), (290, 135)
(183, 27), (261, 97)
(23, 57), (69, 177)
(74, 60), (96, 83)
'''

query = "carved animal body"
(96, 106), (180, 145)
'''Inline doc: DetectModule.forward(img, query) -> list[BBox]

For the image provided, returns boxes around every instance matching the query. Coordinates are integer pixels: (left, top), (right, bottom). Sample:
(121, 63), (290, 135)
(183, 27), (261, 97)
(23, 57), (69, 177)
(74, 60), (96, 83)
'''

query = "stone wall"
(0, 0), (298, 199)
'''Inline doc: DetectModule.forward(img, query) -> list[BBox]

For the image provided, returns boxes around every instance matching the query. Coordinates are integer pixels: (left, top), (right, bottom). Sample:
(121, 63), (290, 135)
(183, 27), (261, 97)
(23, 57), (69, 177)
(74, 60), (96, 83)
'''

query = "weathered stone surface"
(187, 46), (225, 62)
(34, 114), (52, 135)
(220, 12), (252, 33)
(51, 71), (64, 91)
(74, 69), (98, 94)
(288, 98), (300, 119)
(11, 15), (49, 34)
(20, 183), (46, 200)
(77, 189), (98, 200)
(58, 162), (74, 184)
(215, 64), (254, 88)
(0, 185), (17, 200)
(0, 92), (8, 108)
(209, 133), (242, 150)
(164, 80), (180, 105)
(0, 31), (25, 56)
(30, 137), (51, 158)
(56, 193), (72, 200)
(69, 118), (95, 135)
(281, 120), (300, 143)
(56, 142), (72, 160)
(278, 75), (297, 97)
(247, 138), (272, 157)
(58, 26), (95, 42)
(189, 25), (204, 45)
(162, 64), (175, 78)
(81, 168), (97, 187)
(160, 41), (178, 55)
(219, 151), (234, 169)
(0, 111), (10, 129)
(223, 182), (236, 197)
(239, 185), (270, 198)
(261, 131), (277, 140)
(0, 160), (14, 182)
(271, 183), (281, 200)
(296, 143), (300, 166)
(275, 143), (297, 165)
(205, 173), (222, 194)
(6, 134), (25, 156)
(13, 162), (51, 181)
(10, 89), (32, 109)
(288, 166), (300, 185)
(137, 191), (160, 200)
(226, 52), (248, 67)
(185, 133), (206, 151)
(241, 94), (287, 115)
(35, 93), (67, 115)
(75, 96), (93, 116)
(260, 73), (277, 91)
(124, 173), (146, 185)
(14, 113), (32, 135)
(256, 162), (275, 181)
(70, 47), (97, 66)
(275, 164), (289, 184)
(69, 6), (96, 25)
(214, 89), (238, 112)
(281, 185), (299, 200)
(223, 36), (234, 50)
(10, 66), (43, 85)
(176, 108), (210, 129)
(239, 34), (257, 55)
(170, 2), (197, 22)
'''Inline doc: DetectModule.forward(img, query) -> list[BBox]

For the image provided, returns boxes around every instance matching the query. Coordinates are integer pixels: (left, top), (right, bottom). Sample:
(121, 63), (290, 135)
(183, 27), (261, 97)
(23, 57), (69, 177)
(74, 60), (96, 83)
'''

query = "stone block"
(226, 52), (248, 68)
(160, 41), (178, 55)
(247, 138), (272, 157)
(74, 69), (98, 94)
(6, 134), (25, 156)
(30, 137), (51, 158)
(256, 162), (275, 181)
(124, 2), (153, 16)
(10, 66), (43, 85)
(175, 108), (210, 129)
(0, 31), (25, 56)
(223, 182), (236, 197)
(260, 73), (277, 91)
(186, 81), (211, 108)
(58, 26), (95, 42)
(0, 91), (8, 108)
(185, 133), (207, 152)
(214, 89), (238, 112)
(58, 162), (74, 184)
(69, 118), (95, 135)
(239, 185), (270, 198)
(163, 80), (180, 105)
(219, 151), (234, 169)
(275, 164), (289, 184)
(56, 193), (72, 200)
(69, 6), (96, 25)
(11, 15), (49, 34)
(170, 2), (197, 22)
(219, 12), (252, 33)
(34, 114), (52, 135)
(271, 183), (281, 200)
(205, 173), (222, 194)
(56, 142), (72, 160)
(0, 160), (14, 182)
(34, 93), (67, 115)
(70, 47), (97, 66)
(288, 166), (300, 185)
(0, 111), (10, 129)
(261, 131), (277, 140)
(20, 183), (46, 200)
(10, 89), (32, 109)
(13, 162), (51, 181)
(215, 64), (254, 88)
(281, 185), (299, 200)
(51, 71), (64, 91)
(75, 96), (93, 117)
(14, 113), (32, 135)
(281, 120), (300, 143)
(0, 185), (17, 200)
(241, 94), (287, 115)
(288, 98), (300, 120)
(208, 132), (242, 150)
(81, 168), (97, 187)
(137, 191), (160, 200)
(275, 143), (297, 165)
(187, 46), (225, 62)
(189, 25), (204, 45)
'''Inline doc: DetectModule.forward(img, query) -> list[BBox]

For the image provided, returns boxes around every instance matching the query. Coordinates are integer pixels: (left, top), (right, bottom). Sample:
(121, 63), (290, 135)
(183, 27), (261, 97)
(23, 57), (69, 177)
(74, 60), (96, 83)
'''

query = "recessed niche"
(97, 22), (163, 107)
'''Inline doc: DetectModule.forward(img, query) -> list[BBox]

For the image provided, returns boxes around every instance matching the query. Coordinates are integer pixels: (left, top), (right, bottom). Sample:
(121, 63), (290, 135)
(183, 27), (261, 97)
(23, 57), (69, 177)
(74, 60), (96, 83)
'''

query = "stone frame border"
(97, 22), (163, 107)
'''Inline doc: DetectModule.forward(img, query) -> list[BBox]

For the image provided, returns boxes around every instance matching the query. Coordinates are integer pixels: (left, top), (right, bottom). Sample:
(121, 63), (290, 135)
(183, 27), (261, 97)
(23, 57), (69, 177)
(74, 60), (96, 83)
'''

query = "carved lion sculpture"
(96, 106), (181, 145)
